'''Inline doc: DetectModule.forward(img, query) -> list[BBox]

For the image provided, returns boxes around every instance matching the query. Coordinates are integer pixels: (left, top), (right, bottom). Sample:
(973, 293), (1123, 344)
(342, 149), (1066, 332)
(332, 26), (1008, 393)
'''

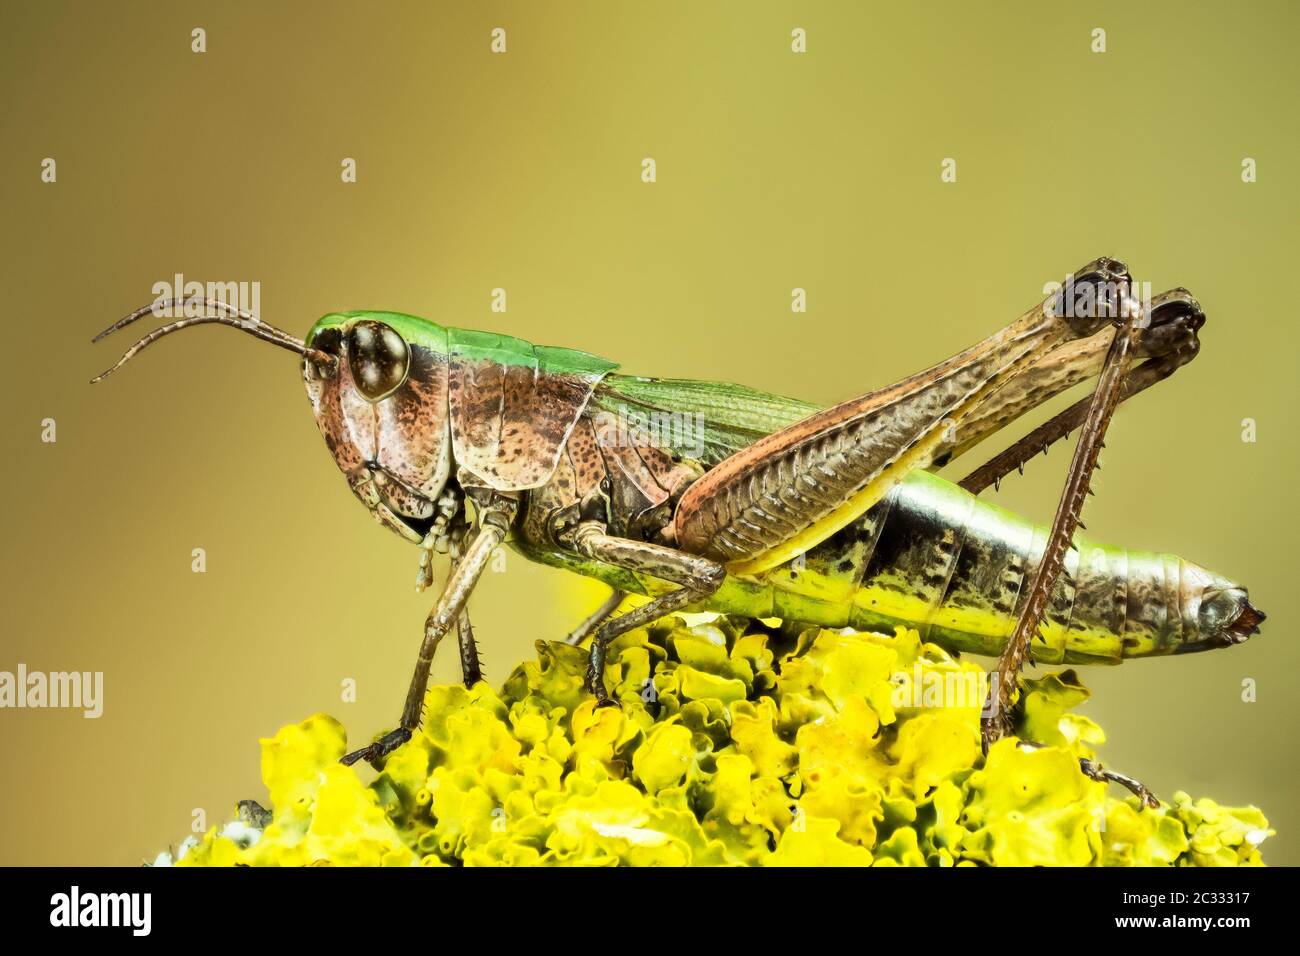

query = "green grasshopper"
(93, 257), (1263, 803)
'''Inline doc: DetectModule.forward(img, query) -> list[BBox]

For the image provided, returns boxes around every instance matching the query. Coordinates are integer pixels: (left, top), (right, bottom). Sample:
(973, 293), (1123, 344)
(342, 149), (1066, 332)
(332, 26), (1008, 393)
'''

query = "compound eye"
(346, 320), (409, 401)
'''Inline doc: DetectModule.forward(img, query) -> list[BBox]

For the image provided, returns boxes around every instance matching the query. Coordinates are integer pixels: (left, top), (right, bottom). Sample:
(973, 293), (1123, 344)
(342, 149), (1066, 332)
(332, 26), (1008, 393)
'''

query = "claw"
(1080, 757), (1160, 809)
(980, 678), (1016, 754)
(584, 667), (621, 710)
(340, 727), (412, 769)
(980, 708), (1014, 755)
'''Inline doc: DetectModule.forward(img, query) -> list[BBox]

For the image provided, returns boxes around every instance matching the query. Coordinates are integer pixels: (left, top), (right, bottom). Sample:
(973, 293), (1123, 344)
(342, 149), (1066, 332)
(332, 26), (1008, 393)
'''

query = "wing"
(592, 375), (818, 467)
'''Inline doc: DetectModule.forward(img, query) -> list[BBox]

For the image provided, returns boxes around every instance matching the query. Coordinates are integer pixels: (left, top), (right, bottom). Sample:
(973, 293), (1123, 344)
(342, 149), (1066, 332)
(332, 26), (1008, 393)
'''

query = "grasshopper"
(93, 257), (1263, 803)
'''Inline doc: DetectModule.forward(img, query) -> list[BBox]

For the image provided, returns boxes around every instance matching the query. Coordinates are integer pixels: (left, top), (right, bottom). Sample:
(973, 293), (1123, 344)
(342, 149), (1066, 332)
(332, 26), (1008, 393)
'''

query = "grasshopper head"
(303, 312), (456, 544)
(92, 300), (460, 547)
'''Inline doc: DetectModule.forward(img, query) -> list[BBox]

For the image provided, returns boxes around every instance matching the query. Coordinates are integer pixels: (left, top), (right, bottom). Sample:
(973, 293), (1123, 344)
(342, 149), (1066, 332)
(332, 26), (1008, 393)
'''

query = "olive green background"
(2, 1), (1296, 866)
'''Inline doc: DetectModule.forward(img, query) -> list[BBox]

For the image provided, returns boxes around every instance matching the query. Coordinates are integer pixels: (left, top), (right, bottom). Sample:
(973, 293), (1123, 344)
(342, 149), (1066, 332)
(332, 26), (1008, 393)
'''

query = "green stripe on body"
(307, 312), (619, 378)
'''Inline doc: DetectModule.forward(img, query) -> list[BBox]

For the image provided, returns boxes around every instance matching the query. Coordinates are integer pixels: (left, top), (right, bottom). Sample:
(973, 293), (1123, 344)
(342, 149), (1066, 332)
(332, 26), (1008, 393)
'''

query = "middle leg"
(456, 609), (483, 686)
(559, 522), (725, 706)
(565, 588), (627, 646)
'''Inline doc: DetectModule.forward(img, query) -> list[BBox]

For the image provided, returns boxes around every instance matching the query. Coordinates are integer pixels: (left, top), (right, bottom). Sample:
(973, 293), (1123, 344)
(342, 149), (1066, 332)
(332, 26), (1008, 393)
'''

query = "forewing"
(593, 375), (819, 466)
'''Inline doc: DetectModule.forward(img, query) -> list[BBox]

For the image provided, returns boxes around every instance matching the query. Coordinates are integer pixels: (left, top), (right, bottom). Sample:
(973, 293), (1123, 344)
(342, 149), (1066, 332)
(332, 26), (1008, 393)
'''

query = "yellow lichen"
(165, 618), (1271, 867)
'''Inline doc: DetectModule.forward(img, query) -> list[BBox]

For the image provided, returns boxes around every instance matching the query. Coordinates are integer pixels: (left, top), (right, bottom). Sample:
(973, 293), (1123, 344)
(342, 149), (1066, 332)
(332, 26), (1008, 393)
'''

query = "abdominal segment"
(748, 470), (1196, 663)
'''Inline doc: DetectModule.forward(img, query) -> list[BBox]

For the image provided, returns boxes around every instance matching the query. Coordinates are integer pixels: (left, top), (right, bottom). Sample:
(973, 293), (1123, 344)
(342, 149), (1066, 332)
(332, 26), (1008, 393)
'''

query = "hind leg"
(954, 289), (1203, 493)
(975, 279), (1160, 808)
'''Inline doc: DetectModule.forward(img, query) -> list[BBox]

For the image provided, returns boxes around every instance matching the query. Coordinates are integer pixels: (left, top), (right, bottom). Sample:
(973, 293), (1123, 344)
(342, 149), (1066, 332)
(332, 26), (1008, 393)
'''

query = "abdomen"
(513, 469), (1249, 664)
(743, 470), (1242, 663)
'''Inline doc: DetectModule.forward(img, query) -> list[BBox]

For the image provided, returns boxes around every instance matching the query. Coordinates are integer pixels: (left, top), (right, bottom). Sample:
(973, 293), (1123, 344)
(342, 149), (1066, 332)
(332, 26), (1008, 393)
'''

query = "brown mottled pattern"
(376, 346), (452, 497)
(1122, 560), (1167, 649)
(597, 440), (669, 505)
(565, 418), (607, 503)
(336, 352), (378, 462)
(449, 355), (609, 491)
(449, 357), (505, 475)
(495, 366), (589, 482)
(371, 470), (435, 519)
(527, 374), (595, 449)
(595, 440), (672, 538)
(499, 362), (542, 466)
(1161, 554), (1185, 648)
(303, 360), (364, 474)
(1067, 546), (1125, 642)
(518, 412), (702, 548)
(517, 417), (597, 549)
(520, 448), (576, 545)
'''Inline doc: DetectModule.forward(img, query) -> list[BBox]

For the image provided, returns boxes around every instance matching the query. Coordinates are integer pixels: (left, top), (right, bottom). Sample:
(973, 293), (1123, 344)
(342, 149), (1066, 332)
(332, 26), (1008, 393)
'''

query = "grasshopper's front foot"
(340, 727), (412, 769)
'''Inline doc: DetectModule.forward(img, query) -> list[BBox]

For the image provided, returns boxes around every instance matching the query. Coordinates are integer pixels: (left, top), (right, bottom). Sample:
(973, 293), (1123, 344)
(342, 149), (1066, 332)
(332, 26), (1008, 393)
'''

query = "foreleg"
(341, 496), (517, 767)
